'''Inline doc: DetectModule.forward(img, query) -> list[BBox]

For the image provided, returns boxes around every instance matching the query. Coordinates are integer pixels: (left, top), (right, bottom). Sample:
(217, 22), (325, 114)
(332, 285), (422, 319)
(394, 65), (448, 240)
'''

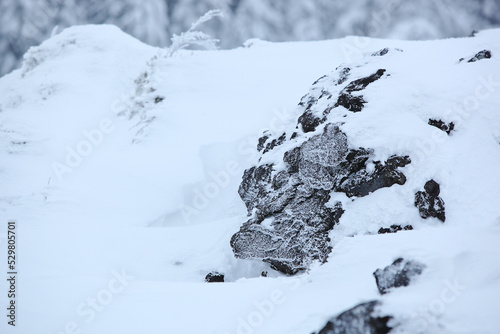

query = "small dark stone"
(460, 50), (492, 63)
(378, 224), (413, 234)
(371, 48), (403, 57)
(373, 258), (425, 294)
(336, 67), (351, 85)
(415, 179), (445, 222)
(315, 301), (392, 334)
(261, 271), (268, 277)
(334, 69), (386, 112)
(372, 48), (389, 56)
(424, 179), (440, 196)
(154, 96), (164, 103)
(257, 133), (270, 152)
(467, 50), (492, 62)
(335, 93), (366, 112)
(264, 259), (301, 275)
(263, 132), (287, 154)
(298, 110), (325, 133)
(205, 272), (224, 283)
(344, 69), (386, 93)
(428, 119), (455, 135)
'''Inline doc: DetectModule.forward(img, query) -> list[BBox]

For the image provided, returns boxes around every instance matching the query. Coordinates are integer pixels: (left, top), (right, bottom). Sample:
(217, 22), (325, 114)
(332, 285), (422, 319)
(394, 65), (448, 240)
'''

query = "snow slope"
(0, 25), (499, 334)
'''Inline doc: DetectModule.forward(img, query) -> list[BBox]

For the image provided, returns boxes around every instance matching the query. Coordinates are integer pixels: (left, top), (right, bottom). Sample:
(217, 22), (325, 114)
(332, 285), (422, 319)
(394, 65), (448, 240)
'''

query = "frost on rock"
(414, 179), (446, 222)
(373, 258), (425, 295)
(231, 60), (411, 275)
(314, 301), (392, 334)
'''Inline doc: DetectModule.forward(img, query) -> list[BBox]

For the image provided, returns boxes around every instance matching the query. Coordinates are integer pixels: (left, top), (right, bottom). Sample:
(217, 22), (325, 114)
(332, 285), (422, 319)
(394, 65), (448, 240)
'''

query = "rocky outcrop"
(378, 225), (413, 234)
(314, 301), (392, 334)
(231, 53), (411, 275)
(414, 179), (446, 222)
(373, 258), (425, 295)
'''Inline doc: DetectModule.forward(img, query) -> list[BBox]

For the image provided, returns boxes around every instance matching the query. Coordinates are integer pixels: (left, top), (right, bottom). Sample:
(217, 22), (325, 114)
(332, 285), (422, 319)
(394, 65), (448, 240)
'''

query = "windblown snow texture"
(231, 49), (411, 274)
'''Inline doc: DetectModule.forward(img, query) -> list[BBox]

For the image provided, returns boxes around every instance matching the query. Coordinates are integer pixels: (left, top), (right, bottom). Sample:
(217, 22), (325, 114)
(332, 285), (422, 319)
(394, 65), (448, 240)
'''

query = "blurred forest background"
(1, 0), (499, 76)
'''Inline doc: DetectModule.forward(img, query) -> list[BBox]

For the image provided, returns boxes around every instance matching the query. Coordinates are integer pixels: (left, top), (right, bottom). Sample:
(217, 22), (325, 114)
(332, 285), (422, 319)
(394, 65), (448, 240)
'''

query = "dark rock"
(335, 67), (351, 85)
(378, 225), (413, 234)
(261, 271), (268, 277)
(428, 119), (454, 135)
(335, 154), (410, 198)
(314, 301), (392, 334)
(459, 50), (492, 63)
(424, 179), (440, 196)
(371, 48), (403, 57)
(205, 272), (224, 283)
(373, 258), (425, 294)
(415, 179), (446, 222)
(372, 48), (389, 56)
(343, 69), (386, 93)
(467, 50), (492, 62)
(263, 132), (287, 154)
(154, 96), (164, 103)
(334, 69), (386, 113)
(298, 110), (326, 133)
(335, 93), (367, 113)
(257, 133), (270, 152)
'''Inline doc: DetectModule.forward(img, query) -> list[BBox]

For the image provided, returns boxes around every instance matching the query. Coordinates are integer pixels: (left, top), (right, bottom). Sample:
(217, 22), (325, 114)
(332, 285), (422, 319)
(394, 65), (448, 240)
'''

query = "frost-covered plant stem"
(165, 9), (223, 58)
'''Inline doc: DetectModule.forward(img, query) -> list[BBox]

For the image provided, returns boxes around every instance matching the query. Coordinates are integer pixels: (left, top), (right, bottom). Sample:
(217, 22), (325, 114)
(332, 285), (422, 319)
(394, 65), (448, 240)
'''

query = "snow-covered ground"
(0, 25), (499, 333)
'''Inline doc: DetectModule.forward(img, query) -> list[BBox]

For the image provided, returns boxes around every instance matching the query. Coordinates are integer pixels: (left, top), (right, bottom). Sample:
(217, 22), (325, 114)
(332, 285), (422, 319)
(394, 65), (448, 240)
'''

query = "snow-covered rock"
(373, 258), (426, 295)
(314, 301), (391, 334)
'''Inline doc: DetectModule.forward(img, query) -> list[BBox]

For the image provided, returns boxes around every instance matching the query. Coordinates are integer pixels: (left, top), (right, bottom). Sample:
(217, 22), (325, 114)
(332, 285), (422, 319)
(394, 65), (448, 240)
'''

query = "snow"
(0, 25), (500, 333)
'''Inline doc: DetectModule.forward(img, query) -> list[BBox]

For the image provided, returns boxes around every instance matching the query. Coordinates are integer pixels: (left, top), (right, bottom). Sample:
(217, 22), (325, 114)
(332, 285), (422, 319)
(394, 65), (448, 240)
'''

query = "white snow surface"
(0, 24), (499, 334)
